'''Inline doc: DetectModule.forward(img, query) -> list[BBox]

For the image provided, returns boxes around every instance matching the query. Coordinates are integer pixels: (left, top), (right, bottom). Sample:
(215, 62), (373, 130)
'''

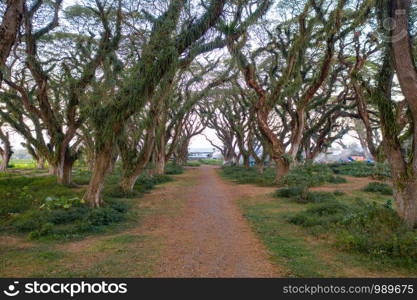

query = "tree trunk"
(242, 153), (250, 168)
(155, 154), (165, 175)
(394, 181), (417, 228)
(56, 158), (75, 185)
(83, 150), (113, 207)
(274, 158), (290, 184)
(36, 157), (45, 169)
(0, 150), (11, 172)
(48, 165), (57, 175)
(0, 0), (24, 83)
(256, 161), (264, 174)
(120, 174), (139, 193)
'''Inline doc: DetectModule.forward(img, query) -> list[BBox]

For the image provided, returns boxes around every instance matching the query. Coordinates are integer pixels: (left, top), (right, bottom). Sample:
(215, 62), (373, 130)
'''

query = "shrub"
(336, 202), (417, 261)
(165, 164), (184, 175)
(200, 159), (223, 165)
(281, 164), (347, 189)
(11, 210), (48, 232)
(329, 162), (391, 179)
(86, 207), (124, 226)
(221, 166), (276, 186)
(281, 164), (335, 187)
(7, 199), (130, 239)
(275, 186), (306, 198)
(363, 182), (393, 195)
(185, 161), (201, 167)
(275, 187), (338, 204)
(288, 201), (351, 227)
(327, 176), (347, 184)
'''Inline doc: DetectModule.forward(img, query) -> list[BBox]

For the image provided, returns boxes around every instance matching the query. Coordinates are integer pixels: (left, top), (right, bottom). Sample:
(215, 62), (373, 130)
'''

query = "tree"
(227, 0), (358, 182)
(372, 0), (417, 227)
(0, 123), (13, 171)
(82, 0), (268, 206)
(0, 0), (24, 84)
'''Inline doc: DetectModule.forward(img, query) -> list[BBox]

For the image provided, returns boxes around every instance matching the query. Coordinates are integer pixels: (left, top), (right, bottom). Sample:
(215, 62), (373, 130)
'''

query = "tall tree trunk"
(394, 181), (417, 228)
(242, 153), (250, 168)
(0, 0), (24, 83)
(155, 152), (166, 175)
(0, 150), (11, 172)
(83, 152), (113, 207)
(0, 129), (12, 172)
(274, 158), (290, 184)
(255, 161), (264, 174)
(36, 157), (45, 169)
(56, 158), (75, 185)
(119, 130), (155, 193)
(389, 0), (417, 227)
(83, 142), (116, 207)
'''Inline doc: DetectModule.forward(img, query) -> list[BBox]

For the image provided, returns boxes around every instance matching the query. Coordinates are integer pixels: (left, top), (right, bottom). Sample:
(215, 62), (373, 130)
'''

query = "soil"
(154, 165), (280, 277)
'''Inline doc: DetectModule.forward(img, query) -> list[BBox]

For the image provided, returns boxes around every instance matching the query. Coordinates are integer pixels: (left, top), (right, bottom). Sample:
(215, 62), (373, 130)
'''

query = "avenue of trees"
(1, 0), (417, 228)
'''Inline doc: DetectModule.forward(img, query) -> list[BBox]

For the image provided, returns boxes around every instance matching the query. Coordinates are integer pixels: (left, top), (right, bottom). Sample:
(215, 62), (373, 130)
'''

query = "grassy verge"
(0, 167), (193, 277)
(238, 186), (417, 277)
(0, 167), (174, 241)
(199, 159), (223, 165)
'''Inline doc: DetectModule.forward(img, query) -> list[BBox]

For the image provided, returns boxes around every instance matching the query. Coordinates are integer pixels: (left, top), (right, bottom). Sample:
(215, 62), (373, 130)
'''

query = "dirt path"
(155, 165), (280, 278)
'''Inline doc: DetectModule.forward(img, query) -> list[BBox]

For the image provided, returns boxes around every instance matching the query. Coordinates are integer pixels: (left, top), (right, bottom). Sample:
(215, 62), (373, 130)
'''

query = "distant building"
(188, 148), (216, 160)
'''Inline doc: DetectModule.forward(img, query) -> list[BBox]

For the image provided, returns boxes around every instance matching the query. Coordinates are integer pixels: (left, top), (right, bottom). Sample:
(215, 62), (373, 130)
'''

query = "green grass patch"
(221, 166), (276, 186)
(0, 167), (174, 240)
(199, 159), (223, 165)
(363, 182), (393, 195)
(165, 163), (184, 175)
(329, 162), (391, 179)
(185, 161), (201, 167)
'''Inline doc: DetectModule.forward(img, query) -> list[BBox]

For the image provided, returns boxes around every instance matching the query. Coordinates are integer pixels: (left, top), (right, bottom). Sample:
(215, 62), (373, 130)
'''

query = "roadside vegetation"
(0, 165), (177, 241)
(199, 159), (224, 166)
(224, 162), (417, 276)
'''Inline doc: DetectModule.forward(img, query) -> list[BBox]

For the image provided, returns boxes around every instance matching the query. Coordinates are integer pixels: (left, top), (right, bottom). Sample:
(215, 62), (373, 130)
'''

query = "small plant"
(327, 176), (347, 184)
(275, 187), (337, 204)
(274, 186), (306, 198)
(363, 182), (393, 195)
(165, 164), (184, 175)
(40, 196), (84, 210)
(288, 201), (351, 227)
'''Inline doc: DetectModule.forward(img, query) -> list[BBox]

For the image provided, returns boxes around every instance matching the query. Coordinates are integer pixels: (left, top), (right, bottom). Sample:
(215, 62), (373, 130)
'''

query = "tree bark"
(274, 158), (290, 184)
(56, 158), (75, 185)
(83, 140), (116, 207)
(0, 0), (24, 83)
(389, 0), (417, 227)
(36, 157), (45, 169)
(394, 181), (417, 228)
(83, 151), (113, 207)
(0, 150), (11, 172)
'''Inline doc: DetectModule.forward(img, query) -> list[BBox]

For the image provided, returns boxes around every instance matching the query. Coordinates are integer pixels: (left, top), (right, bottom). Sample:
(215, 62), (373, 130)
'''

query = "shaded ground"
(155, 165), (280, 277)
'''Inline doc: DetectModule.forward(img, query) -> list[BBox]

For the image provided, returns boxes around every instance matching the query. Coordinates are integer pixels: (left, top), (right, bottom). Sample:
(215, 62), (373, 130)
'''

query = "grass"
(0, 165), (192, 277)
(185, 161), (201, 167)
(199, 159), (223, 165)
(165, 163), (184, 175)
(329, 161), (391, 179)
(363, 182), (393, 195)
(0, 166), (175, 241)
(221, 163), (348, 188)
(239, 185), (417, 277)
(221, 166), (277, 186)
